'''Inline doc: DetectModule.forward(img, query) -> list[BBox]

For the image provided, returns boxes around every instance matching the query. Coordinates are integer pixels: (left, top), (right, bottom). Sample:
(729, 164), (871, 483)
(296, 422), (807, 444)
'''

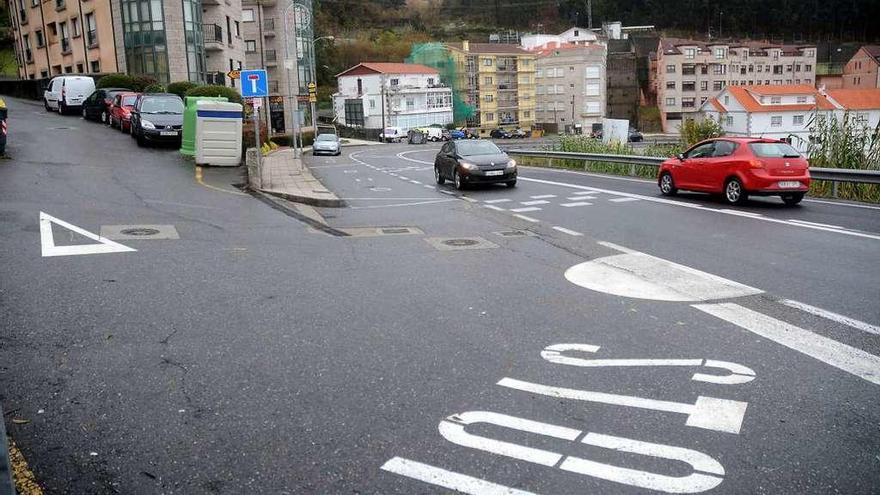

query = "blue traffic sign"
(240, 69), (269, 98)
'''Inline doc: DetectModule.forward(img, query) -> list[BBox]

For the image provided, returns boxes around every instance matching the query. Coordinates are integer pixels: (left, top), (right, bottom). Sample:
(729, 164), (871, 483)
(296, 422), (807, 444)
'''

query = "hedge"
(130, 75), (158, 92)
(185, 84), (243, 104)
(143, 83), (166, 93)
(96, 74), (134, 89)
(167, 81), (198, 99)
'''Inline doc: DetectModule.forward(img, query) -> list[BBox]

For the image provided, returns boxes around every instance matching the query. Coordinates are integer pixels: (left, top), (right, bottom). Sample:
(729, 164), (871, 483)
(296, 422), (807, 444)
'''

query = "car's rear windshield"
(749, 142), (801, 158)
(121, 95), (137, 106)
(456, 140), (502, 156)
(316, 134), (337, 141)
(141, 97), (183, 114)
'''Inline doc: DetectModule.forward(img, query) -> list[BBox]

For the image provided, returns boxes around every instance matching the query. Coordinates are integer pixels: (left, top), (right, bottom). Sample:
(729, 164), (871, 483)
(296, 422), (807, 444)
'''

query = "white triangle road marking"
(40, 212), (136, 257)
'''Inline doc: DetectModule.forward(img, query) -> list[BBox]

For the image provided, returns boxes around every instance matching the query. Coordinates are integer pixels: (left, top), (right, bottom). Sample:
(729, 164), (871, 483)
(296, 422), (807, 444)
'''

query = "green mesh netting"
(406, 42), (475, 123)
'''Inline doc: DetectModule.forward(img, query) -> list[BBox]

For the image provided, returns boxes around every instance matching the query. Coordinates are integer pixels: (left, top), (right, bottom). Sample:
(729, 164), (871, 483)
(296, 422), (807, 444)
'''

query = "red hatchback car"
(658, 137), (810, 206)
(108, 92), (140, 133)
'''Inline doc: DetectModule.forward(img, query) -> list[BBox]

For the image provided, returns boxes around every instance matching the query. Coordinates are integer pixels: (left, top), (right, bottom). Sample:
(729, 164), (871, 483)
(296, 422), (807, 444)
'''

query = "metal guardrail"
(507, 149), (880, 186)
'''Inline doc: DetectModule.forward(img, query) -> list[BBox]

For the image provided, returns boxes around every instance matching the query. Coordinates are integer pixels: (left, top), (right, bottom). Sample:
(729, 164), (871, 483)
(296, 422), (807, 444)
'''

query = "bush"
(130, 75), (158, 92)
(269, 131), (315, 148)
(167, 81), (198, 99)
(680, 117), (723, 146)
(97, 73), (134, 89)
(185, 84), (243, 104)
(143, 83), (166, 93)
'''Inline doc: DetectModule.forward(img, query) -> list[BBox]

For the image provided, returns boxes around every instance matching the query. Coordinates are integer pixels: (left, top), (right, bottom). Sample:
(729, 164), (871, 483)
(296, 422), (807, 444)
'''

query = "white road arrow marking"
(40, 212), (135, 257)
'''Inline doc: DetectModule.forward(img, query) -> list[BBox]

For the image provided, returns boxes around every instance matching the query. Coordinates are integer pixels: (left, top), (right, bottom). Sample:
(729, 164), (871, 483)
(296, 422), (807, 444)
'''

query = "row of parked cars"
(43, 75), (185, 147)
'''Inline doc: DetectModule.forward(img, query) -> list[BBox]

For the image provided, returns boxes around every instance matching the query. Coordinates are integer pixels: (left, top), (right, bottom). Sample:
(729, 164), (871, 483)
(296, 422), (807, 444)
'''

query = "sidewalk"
(252, 148), (344, 207)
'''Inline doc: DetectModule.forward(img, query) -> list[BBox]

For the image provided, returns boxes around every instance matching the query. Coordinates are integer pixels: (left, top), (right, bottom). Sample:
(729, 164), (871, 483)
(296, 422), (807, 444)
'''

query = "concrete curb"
(0, 407), (15, 495)
(260, 188), (346, 208)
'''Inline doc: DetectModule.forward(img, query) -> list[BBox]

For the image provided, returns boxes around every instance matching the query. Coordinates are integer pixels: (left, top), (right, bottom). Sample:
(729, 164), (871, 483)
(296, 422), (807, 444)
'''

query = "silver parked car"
(312, 133), (341, 156)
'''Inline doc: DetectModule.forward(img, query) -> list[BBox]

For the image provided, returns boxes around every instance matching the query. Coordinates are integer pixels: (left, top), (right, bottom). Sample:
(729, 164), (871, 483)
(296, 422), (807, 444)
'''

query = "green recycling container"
(180, 96), (227, 156)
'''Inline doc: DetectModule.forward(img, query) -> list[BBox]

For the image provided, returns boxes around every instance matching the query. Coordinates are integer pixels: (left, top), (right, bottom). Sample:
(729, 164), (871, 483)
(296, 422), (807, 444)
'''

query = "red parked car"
(108, 92), (140, 133)
(658, 137), (810, 206)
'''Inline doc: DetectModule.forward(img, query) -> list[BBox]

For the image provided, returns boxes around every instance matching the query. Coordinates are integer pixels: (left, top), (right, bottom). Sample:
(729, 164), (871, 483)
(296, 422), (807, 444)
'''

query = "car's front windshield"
(456, 140), (502, 156)
(316, 134), (337, 142)
(141, 97), (183, 114)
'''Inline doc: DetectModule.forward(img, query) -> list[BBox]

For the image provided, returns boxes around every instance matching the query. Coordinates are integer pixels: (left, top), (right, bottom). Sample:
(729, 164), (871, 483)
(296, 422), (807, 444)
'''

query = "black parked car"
(130, 93), (185, 147)
(81, 88), (127, 124)
(434, 139), (517, 190)
(489, 128), (512, 139)
(628, 128), (644, 142)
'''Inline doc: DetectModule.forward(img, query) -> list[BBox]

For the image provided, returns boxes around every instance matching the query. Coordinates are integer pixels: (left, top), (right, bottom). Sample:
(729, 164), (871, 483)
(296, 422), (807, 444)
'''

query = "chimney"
(462, 40), (469, 52)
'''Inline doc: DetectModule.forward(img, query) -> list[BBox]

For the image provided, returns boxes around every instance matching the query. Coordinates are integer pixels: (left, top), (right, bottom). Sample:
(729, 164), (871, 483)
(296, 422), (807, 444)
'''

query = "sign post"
(240, 69), (270, 172)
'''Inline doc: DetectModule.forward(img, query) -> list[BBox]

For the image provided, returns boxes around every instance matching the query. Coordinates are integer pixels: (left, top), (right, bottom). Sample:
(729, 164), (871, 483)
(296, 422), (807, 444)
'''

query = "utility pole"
(587, 0), (593, 29)
(719, 10), (724, 39)
(571, 94), (575, 121)
(380, 75), (386, 140)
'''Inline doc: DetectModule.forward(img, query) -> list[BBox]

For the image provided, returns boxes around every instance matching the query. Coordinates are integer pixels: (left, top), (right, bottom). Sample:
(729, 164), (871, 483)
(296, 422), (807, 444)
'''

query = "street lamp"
(310, 36), (334, 132)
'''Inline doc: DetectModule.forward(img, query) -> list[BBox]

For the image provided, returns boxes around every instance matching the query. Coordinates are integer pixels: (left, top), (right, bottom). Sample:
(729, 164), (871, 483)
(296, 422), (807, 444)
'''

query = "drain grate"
(425, 237), (498, 251)
(120, 227), (160, 236)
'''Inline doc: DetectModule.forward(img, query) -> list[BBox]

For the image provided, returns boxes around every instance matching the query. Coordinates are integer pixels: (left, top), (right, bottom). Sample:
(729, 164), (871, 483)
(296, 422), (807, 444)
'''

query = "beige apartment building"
(202, 0), (245, 87)
(841, 45), (880, 88)
(534, 42), (607, 133)
(656, 38), (817, 130)
(445, 41), (536, 132)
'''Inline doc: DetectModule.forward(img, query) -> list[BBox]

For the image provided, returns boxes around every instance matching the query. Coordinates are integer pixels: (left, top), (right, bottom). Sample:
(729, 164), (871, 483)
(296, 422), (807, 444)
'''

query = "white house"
(520, 27), (602, 51)
(333, 62), (453, 130)
(698, 85), (880, 152)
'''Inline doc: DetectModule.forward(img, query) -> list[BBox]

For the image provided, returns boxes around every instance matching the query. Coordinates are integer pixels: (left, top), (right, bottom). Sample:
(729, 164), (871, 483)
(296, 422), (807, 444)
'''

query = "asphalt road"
(1, 97), (879, 494)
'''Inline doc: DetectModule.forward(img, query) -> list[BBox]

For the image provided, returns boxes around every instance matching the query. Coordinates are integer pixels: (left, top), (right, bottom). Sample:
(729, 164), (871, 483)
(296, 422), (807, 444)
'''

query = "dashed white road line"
(484, 199), (512, 204)
(423, 184), (434, 189)
(567, 196), (595, 201)
(439, 190), (457, 196)
(462, 197), (478, 203)
(530, 194), (557, 199)
(789, 219), (844, 229)
(381, 457), (537, 495)
(780, 299), (880, 336)
(484, 205), (506, 211)
(552, 226), (583, 236)
(410, 180), (422, 185)
(510, 207), (542, 212)
(608, 197), (641, 203)
(513, 214), (540, 223)
(520, 200), (550, 206)
(693, 302), (880, 386)
(560, 202), (592, 207)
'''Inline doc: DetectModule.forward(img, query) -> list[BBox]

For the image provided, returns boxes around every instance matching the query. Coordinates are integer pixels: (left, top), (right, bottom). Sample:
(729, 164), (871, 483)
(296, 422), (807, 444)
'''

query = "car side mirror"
(676, 153), (685, 160)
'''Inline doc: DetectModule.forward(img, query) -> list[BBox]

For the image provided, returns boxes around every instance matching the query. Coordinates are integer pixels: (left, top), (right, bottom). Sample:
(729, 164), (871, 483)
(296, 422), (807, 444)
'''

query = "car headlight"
(141, 119), (155, 130)
(506, 159), (517, 169)
(459, 161), (478, 171)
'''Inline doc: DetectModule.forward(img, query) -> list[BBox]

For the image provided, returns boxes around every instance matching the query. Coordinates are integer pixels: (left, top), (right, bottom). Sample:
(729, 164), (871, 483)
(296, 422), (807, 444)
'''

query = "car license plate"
(485, 170), (504, 176)
(160, 131), (178, 136)
(778, 181), (801, 188)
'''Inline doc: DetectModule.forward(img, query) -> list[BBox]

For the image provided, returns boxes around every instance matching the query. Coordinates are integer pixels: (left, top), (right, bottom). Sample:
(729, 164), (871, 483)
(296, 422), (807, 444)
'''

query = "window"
(795, 64), (801, 72)
(585, 81), (600, 96)
(713, 140), (737, 157)
(536, 85), (544, 95)
(714, 47), (725, 59)
(785, 79), (792, 85)
(726, 115), (734, 126)
(56, 0), (65, 10)
(523, 110), (530, 118)
(666, 64), (676, 73)
(64, 65), (72, 73)
(406, 97), (414, 110)
(245, 40), (256, 52)
(682, 81), (696, 92)
(90, 60), (99, 72)
(793, 115), (804, 125)
(713, 81), (724, 91)
(770, 96), (781, 104)
(484, 94), (493, 102)
(713, 64), (726, 75)
(585, 65), (600, 78)
(687, 142), (716, 158)
(40, 70), (49, 78)
(71, 17), (80, 37)
(700, 81), (708, 91)
(483, 58), (492, 66)
(724, 95), (729, 105)
(242, 9), (254, 22)
(700, 96), (708, 105)
(483, 76), (492, 85)
(535, 68), (543, 78)
(369, 99), (375, 109)
(682, 97), (695, 108)
(682, 64), (695, 75)
(666, 81), (675, 90)
(665, 97), (676, 106)
(804, 78), (812, 84)
(59, 22), (70, 53)
(796, 96), (807, 104)
(757, 65), (763, 73)
(484, 112), (494, 121)
(85, 12), (96, 46)
(573, 30), (579, 36)
(771, 116), (782, 127)
(235, 21), (240, 37)
(36, 30), (44, 47)
(805, 64), (812, 72)
(390, 78), (399, 86)
(585, 101), (601, 114)
(701, 65), (708, 75)
(855, 113), (868, 124)
(773, 79), (782, 85)
(569, 66), (574, 71)
(685, 48), (696, 59)
(76, 63), (83, 73)
(785, 65), (792, 72)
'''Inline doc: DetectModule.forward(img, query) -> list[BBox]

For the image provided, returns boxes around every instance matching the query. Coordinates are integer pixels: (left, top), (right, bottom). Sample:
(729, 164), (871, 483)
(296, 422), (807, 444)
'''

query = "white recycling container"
(195, 100), (243, 166)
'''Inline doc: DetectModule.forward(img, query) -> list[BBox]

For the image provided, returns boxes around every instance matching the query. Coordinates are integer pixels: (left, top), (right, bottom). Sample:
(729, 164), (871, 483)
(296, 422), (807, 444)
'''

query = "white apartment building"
(333, 62), (453, 130)
(699, 85), (880, 152)
(521, 27), (601, 51)
(657, 38), (817, 131)
(533, 43), (607, 132)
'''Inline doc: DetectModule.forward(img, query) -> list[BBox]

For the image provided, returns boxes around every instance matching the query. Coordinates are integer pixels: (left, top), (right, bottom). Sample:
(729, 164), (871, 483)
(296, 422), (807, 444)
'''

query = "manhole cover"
(120, 227), (160, 236)
(442, 238), (479, 247)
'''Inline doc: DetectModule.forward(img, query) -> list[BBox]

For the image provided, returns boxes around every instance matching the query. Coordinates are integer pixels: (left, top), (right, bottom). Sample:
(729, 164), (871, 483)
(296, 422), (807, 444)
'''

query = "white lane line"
(597, 241), (640, 254)
(410, 180), (422, 185)
(484, 205), (506, 211)
(513, 214), (540, 223)
(567, 196), (595, 201)
(803, 198), (880, 211)
(560, 202), (592, 207)
(398, 176), (410, 180)
(520, 165), (655, 184)
(719, 209), (763, 218)
(519, 176), (880, 242)
(552, 226), (583, 236)
(350, 199), (457, 209)
(520, 200), (550, 206)
(693, 302), (880, 385)
(608, 197), (641, 203)
(510, 207), (542, 212)
(789, 219), (844, 229)
(571, 190), (598, 195)
(381, 457), (538, 495)
(484, 199), (512, 204)
(423, 185), (434, 189)
(440, 190), (457, 196)
(462, 197), (478, 203)
(530, 194), (557, 199)
(395, 151), (435, 165)
(780, 299), (880, 336)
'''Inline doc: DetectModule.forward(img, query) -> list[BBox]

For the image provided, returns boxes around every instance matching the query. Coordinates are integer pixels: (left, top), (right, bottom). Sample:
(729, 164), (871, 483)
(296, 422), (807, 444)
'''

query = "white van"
(379, 126), (407, 143)
(44, 76), (96, 115)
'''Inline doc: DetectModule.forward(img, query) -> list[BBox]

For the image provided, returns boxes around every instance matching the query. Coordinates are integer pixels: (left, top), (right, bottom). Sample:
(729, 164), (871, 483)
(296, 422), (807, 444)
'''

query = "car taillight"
(749, 159), (765, 169)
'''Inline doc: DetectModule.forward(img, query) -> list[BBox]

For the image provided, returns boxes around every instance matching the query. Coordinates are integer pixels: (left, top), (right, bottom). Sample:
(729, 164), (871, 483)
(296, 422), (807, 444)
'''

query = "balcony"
(204, 24), (223, 50)
(263, 18), (275, 36)
(202, 0), (221, 5)
(269, 80), (279, 93)
(87, 29), (98, 47)
(265, 49), (277, 66)
(60, 38), (71, 54)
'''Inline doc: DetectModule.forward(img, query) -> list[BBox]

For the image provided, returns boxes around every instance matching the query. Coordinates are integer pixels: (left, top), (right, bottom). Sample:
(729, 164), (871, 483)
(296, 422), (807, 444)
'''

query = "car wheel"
(434, 166), (445, 185)
(506, 180), (517, 188)
(82, 107), (88, 119)
(136, 130), (145, 147)
(659, 172), (677, 196)
(724, 178), (747, 205)
(781, 192), (804, 206)
(101, 111), (108, 124)
(131, 125), (137, 138)
(44, 99), (52, 112)
(453, 169), (465, 190)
